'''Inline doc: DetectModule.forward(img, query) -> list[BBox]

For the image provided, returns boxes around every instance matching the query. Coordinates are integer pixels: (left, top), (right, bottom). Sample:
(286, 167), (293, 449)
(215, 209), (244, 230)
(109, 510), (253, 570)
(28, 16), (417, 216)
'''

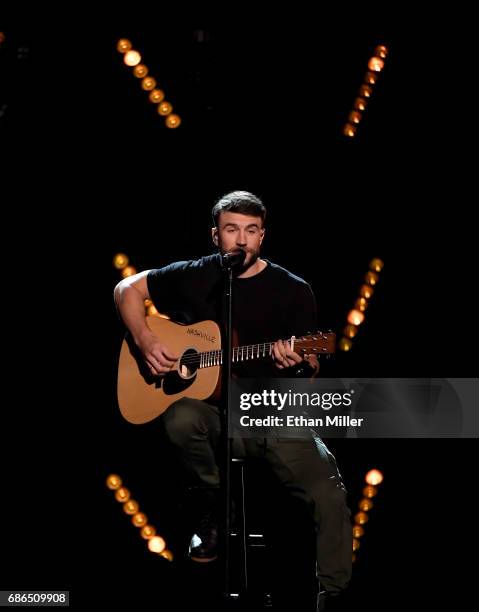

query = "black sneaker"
(188, 512), (218, 562)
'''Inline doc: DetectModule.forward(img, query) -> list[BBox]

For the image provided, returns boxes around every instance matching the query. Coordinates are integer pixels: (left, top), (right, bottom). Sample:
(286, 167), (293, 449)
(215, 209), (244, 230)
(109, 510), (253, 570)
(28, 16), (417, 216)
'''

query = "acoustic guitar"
(117, 316), (336, 424)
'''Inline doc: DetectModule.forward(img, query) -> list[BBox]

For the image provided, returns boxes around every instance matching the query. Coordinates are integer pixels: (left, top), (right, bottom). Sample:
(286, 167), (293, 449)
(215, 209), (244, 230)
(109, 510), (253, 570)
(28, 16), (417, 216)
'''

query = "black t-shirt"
(147, 253), (317, 377)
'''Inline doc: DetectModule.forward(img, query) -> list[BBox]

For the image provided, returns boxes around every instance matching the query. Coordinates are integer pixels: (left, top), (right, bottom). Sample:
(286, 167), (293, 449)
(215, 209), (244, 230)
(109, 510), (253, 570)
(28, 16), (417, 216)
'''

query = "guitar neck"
(198, 340), (288, 369)
(187, 331), (334, 369)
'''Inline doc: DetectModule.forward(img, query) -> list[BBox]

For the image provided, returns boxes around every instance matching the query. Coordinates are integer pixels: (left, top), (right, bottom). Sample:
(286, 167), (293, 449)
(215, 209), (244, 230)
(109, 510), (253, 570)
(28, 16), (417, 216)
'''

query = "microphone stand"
(222, 263), (234, 601)
(219, 251), (244, 602)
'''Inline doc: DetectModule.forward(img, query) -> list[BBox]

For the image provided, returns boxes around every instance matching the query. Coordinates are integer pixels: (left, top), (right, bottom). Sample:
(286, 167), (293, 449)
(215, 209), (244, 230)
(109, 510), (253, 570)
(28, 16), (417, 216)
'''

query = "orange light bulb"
(133, 64), (148, 78)
(106, 474), (122, 490)
(124, 50), (142, 67)
(365, 469), (384, 486)
(165, 114), (182, 128)
(158, 101), (173, 116)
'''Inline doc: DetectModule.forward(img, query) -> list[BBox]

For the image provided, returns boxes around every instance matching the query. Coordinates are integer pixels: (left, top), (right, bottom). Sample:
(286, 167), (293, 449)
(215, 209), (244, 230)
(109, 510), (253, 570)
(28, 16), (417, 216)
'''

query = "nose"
(236, 230), (247, 246)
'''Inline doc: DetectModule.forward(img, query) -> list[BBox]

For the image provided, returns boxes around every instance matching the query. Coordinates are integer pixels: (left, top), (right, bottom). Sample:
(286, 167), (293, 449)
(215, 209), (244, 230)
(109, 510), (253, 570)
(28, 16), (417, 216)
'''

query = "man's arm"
(114, 271), (178, 375)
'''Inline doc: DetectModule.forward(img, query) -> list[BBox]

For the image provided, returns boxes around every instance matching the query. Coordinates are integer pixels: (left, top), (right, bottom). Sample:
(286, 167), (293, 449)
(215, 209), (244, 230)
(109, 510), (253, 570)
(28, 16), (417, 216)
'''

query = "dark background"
(1, 10), (475, 610)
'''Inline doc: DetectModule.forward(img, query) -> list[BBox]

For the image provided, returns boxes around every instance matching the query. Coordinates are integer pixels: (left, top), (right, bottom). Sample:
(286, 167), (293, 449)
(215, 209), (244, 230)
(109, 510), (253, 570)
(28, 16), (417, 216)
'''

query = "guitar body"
(118, 317), (221, 424)
(118, 316), (335, 425)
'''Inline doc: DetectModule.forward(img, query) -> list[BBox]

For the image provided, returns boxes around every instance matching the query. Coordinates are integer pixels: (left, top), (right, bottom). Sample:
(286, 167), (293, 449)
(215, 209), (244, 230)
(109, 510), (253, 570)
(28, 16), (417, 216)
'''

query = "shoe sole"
(189, 555), (218, 563)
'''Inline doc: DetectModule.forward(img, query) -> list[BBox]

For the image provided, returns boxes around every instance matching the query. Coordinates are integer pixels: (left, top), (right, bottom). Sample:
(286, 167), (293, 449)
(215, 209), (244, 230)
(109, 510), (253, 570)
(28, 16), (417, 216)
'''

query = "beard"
(239, 248), (259, 272)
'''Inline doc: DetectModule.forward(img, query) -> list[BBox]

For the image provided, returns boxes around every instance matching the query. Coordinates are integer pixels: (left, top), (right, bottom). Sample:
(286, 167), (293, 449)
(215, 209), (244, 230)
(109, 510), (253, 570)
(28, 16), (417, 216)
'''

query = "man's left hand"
(272, 340), (320, 376)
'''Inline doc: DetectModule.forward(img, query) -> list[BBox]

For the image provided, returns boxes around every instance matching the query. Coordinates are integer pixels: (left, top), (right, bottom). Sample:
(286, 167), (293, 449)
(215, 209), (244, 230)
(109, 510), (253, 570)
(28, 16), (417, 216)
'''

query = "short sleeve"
(146, 261), (189, 317)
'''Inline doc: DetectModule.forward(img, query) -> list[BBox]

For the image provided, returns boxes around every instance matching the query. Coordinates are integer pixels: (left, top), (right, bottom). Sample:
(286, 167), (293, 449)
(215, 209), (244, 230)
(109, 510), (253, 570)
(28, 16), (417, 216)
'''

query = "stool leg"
(239, 462), (248, 592)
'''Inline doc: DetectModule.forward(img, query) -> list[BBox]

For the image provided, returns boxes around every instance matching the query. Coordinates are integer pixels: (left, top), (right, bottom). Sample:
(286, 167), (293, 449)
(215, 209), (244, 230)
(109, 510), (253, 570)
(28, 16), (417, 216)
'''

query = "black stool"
(227, 457), (272, 606)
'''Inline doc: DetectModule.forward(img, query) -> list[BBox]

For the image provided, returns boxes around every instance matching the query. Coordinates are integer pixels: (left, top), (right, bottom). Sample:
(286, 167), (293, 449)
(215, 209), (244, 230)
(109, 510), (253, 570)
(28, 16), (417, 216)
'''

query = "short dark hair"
(212, 191), (266, 227)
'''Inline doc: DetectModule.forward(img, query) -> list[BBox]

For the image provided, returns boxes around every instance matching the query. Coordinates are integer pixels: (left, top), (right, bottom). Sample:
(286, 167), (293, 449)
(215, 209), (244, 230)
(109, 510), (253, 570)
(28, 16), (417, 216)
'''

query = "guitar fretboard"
(198, 342), (275, 368)
(176, 332), (332, 370)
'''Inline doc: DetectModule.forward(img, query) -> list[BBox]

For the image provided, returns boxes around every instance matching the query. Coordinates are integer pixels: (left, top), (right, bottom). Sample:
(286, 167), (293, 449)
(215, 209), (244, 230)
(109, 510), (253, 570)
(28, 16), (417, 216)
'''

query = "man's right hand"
(137, 331), (179, 376)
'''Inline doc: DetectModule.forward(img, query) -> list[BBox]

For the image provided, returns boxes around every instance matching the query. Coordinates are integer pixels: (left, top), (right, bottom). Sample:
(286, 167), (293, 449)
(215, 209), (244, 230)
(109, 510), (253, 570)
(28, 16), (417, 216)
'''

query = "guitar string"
(165, 336), (330, 367)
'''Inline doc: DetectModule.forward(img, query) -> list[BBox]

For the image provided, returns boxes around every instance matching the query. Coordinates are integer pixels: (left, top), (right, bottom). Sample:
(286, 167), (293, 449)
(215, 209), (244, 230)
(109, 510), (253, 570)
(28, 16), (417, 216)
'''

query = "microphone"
(221, 249), (247, 269)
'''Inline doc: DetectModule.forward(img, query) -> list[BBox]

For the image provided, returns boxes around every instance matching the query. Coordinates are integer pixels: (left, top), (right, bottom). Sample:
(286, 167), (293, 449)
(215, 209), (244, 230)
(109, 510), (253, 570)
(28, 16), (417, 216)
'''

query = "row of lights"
(339, 258), (384, 352)
(113, 252), (163, 317)
(343, 45), (388, 138)
(106, 473), (173, 560)
(352, 469), (384, 562)
(116, 38), (181, 129)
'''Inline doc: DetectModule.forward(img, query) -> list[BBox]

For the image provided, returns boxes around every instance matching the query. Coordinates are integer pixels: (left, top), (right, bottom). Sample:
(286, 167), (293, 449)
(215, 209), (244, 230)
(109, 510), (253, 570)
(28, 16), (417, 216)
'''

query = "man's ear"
(212, 227), (219, 246)
(259, 228), (265, 244)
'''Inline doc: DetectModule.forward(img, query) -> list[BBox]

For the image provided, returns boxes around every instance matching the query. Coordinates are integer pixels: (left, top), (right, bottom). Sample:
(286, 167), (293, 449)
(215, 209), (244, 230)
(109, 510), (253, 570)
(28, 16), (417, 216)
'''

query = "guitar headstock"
(294, 331), (336, 354)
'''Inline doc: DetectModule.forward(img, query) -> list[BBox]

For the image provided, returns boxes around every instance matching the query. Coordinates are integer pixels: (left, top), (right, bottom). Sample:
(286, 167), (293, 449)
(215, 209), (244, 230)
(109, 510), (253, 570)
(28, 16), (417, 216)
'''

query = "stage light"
(158, 101), (173, 116)
(343, 124), (357, 137)
(354, 297), (368, 312)
(347, 309), (365, 326)
(343, 324), (358, 338)
(106, 474), (122, 490)
(141, 525), (157, 540)
(165, 114), (182, 128)
(353, 538), (360, 551)
(368, 57), (385, 72)
(355, 511), (369, 525)
(352, 525), (364, 538)
(141, 76), (157, 91)
(148, 536), (166, 554)
(132, 512), (148, 527)
(123, 500), (139, 515)
(113, 253), (129, 270)
(338, 338), (353, 352)
(375, 45), (388, 59)
(116, 40), (178, 125)
(115, 487), (130, 502)
(107, 474), (168, 557)
(363, 485), (378, 498)
(160, 549), (174, 561)
(149, 89), (165, 103)
(121, 266), (137, 278)
(124, 50), (142, 67)
(359, 498), (374, 512)
(354, 97), (367, 111)
(369, 258), (384, 272)
(348, 111), (362, 124)
(365, 469), (383, 485)
(364, 71), (378, 85)
(117, 39), (132, 53)
(359, 284), (374, 299)
(359, 85), (373, 98)
(133, 64), (148, 78)
(365, 271), (379, 286)
(343, 44), (388, 138)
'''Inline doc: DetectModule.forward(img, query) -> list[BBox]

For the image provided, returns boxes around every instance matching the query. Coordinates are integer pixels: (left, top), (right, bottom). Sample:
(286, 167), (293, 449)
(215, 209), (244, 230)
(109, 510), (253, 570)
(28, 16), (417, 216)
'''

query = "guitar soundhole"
(178, 349), (200, 379)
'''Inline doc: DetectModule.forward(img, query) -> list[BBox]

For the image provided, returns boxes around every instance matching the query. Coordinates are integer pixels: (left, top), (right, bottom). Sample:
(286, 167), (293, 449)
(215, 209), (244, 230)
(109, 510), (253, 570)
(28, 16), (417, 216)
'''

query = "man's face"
(212, 211), (265, 271)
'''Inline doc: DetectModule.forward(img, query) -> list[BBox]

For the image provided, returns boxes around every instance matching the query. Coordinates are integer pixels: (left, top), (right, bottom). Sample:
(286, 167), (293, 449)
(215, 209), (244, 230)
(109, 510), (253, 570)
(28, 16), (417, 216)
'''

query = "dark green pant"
(162, 397), (352, 593)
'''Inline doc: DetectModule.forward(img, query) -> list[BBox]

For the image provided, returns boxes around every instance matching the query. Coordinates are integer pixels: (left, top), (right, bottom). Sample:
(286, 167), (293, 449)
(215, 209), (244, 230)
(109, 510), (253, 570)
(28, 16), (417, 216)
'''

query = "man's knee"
(162, 398), (220, 446)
